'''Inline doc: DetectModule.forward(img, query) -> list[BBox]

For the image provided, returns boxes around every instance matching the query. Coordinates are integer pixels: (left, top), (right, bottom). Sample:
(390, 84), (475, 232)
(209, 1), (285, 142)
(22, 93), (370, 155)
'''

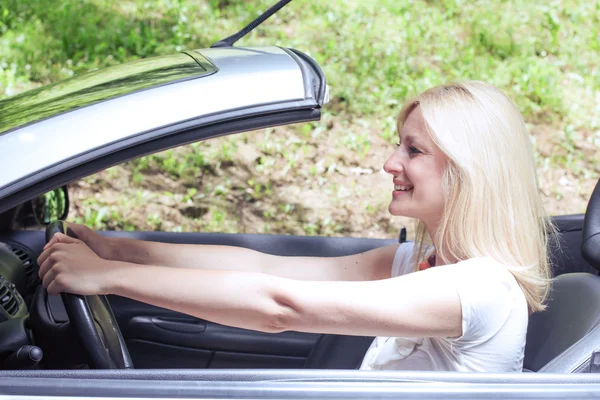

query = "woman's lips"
(392, 187), (413, 197)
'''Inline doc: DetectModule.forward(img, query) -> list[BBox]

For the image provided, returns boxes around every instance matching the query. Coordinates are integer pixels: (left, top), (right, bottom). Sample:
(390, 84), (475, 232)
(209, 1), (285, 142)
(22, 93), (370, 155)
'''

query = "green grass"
(3, 0), (599, 123)
(2, 0), (599, 235)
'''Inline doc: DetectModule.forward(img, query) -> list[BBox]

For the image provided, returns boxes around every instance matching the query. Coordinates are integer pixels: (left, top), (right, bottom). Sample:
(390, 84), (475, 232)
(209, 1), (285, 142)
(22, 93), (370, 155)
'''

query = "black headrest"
(582, 177), (600, 271)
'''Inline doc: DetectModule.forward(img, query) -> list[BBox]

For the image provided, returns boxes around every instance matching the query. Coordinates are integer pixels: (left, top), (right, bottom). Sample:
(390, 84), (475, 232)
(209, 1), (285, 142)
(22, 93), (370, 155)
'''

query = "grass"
(2, 0), (599, 237)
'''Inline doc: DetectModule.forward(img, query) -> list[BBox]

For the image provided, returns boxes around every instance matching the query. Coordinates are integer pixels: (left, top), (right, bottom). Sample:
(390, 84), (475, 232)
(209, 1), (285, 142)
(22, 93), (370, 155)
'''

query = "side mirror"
(31, 186), (70, 225)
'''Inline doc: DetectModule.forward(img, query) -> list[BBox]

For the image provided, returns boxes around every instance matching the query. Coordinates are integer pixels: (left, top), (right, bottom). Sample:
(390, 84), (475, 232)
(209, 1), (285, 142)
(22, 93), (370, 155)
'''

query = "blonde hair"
(398, 81), (556, 313)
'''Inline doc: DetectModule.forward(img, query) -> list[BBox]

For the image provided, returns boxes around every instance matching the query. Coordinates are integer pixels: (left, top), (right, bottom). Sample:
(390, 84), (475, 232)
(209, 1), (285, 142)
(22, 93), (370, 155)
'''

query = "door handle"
(149, 316), (207, 334)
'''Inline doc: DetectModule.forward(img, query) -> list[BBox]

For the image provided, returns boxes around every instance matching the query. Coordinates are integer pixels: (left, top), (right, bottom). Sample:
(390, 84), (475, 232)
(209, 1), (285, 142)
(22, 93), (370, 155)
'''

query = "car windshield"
(0, 52), (216, 135)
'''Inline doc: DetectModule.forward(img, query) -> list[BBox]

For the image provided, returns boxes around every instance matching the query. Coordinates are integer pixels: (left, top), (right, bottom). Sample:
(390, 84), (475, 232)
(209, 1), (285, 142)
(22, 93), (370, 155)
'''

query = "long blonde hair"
(399, 81), (556, 313)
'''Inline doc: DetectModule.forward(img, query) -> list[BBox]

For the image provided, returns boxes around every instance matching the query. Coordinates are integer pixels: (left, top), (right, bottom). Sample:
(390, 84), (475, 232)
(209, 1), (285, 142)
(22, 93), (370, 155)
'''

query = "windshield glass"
(0, 52), (215, 135)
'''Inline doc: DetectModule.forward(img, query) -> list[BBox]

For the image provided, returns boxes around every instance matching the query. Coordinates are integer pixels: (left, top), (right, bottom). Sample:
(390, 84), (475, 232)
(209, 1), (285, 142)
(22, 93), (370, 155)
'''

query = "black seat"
(537, 176), (600, 373)
(304, 334), (373, 369)
(524, 273), (600, 372)
(305, 177), (600, 372)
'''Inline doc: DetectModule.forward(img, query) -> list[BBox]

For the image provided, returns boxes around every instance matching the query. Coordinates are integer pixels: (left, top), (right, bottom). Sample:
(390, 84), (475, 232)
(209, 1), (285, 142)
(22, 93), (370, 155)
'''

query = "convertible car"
(0, 8), (599, 399)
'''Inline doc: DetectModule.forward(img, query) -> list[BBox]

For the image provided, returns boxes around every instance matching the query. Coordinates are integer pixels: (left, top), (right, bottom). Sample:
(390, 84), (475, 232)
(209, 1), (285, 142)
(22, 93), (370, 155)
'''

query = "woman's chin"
(388, 204), (413, 218)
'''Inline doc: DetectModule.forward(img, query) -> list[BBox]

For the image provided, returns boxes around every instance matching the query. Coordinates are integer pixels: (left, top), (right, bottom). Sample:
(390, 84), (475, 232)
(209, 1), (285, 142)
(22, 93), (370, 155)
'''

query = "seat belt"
(398, 227), (407, 243)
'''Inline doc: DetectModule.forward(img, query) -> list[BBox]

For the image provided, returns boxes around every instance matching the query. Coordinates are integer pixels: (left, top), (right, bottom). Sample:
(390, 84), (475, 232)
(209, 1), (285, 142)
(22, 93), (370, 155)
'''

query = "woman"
(37, 81), (555, 372)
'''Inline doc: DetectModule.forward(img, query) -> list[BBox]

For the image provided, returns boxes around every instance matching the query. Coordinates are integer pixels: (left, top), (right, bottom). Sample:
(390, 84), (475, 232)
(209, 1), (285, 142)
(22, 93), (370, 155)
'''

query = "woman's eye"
(408, 146), (421, 155)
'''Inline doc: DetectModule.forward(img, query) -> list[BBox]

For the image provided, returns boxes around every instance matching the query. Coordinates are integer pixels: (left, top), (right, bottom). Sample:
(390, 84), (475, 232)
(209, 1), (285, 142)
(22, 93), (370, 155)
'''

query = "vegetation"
(1, 0), (598, 238)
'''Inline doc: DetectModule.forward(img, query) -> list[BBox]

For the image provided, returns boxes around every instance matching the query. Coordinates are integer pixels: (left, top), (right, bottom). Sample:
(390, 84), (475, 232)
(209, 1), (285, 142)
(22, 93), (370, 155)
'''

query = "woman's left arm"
(38, 236), (463, 338)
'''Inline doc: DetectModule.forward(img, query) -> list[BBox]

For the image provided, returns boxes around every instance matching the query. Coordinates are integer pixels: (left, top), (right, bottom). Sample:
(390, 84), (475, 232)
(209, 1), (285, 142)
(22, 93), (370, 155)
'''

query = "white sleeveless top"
(360, 243), (529, 372)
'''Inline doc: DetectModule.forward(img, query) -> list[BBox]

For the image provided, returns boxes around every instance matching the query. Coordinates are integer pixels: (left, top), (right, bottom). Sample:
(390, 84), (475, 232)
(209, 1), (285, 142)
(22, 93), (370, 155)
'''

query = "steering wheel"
(45, 221), (134, 369)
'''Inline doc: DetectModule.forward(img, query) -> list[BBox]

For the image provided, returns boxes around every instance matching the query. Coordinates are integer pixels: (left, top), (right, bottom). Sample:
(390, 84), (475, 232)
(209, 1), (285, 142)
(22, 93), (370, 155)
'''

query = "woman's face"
(383, 107), (447, 229)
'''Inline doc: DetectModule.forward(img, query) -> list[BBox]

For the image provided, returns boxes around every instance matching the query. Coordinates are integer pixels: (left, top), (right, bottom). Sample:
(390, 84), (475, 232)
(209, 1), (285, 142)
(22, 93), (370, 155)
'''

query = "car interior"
(0, 173), (596, 374)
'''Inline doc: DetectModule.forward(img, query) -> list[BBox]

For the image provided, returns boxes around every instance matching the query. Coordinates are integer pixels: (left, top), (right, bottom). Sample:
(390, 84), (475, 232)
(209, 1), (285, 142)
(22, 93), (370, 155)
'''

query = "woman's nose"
(383, 151), (404, 175)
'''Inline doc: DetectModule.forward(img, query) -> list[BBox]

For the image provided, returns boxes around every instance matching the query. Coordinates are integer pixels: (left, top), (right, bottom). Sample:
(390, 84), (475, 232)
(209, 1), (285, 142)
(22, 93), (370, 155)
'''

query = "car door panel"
(114, 304), (317, 355)
(210, 351), (305, 369)
(126, 339), (212, 369)
(107, 294), (319, 369)
(126, 338), (306, 369)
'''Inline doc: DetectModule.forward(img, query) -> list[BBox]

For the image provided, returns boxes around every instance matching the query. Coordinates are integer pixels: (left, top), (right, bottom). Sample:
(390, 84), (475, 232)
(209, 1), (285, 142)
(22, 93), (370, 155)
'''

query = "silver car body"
(0, 46), (326, 213)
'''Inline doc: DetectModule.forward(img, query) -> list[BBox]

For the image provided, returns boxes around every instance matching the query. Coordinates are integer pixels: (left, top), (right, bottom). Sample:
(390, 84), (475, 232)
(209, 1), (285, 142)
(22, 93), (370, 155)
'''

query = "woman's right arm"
(63, 223), (399, 282)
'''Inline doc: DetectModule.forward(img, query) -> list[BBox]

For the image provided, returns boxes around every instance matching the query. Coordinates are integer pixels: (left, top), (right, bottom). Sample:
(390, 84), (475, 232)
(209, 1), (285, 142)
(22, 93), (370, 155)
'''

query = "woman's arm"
(112, 265), (462, 337)
(61, 223), (398, 281)
(114, 238), (399, 281)
(37, 236), (462, 338)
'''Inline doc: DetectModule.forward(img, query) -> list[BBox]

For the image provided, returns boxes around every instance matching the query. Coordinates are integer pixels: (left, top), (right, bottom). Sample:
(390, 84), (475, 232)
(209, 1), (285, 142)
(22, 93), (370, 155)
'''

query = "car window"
(69, 125), (410, 239)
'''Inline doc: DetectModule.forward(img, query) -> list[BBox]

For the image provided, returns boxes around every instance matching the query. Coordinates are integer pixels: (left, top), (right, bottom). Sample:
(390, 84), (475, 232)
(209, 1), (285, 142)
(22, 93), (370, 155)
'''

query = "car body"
(0, 44), (599, 399)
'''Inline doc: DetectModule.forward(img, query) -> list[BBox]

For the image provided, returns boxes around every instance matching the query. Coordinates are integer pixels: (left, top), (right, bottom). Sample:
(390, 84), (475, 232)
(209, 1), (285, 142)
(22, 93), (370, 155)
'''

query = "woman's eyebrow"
(399, 133), (416, 144)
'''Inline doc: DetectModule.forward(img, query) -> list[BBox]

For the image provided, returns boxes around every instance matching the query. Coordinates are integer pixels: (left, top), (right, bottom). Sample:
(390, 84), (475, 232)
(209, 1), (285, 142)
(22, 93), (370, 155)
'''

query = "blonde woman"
(37, 81), (555, 372)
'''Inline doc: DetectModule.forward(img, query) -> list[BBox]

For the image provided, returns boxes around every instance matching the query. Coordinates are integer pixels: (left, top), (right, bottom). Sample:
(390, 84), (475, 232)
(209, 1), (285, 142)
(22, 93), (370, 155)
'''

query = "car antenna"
(211, 0), (293, 48)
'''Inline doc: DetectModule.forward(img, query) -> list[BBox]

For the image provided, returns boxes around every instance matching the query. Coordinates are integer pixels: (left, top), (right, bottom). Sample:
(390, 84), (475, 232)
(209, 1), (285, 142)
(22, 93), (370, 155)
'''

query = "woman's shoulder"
(442, 257), (528, 343)
(392, 245), (526, 297)
(451, 257), (523, 286)
(442, 257), (526, 302)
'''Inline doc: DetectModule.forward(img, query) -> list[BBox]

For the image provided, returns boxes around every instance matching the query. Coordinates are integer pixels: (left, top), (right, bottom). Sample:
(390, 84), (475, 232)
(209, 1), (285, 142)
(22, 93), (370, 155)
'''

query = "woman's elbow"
(257, 295), (303, 334)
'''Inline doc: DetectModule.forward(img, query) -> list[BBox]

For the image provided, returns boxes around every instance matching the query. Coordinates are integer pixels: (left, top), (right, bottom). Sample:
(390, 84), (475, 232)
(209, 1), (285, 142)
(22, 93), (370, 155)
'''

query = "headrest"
(582, 177), (600, 271)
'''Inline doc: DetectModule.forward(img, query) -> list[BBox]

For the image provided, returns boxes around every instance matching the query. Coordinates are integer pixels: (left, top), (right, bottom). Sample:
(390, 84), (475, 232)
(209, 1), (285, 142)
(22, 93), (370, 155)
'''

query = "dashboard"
(0, 241), (47, 369)
(0, 242), (34, 320)
(0, 237), (119, 370)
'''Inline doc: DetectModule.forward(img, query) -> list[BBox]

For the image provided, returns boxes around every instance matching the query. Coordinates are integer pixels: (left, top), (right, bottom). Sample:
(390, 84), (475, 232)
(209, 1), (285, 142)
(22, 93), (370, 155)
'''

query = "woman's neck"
(425, 222), (454, 266)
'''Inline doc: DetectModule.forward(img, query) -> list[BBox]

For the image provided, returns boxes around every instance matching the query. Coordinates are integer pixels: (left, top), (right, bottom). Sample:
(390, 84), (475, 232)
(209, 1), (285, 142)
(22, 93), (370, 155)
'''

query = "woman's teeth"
(394, 185), (413, 191)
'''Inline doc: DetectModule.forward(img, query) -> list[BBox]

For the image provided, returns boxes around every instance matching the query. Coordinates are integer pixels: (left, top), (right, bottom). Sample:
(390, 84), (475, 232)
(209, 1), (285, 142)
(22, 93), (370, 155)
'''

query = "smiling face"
(383, 106), (448, 230)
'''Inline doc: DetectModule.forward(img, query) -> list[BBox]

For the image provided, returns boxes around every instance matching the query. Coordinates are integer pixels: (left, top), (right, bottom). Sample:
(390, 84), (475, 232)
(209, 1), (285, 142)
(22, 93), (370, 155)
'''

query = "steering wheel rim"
(46, 221), (134, 369)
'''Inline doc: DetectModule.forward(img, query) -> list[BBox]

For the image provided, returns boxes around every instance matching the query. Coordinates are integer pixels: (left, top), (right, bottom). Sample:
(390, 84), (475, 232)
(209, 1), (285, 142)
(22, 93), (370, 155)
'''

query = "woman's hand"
(43, 222), (115, 261)
(37, 233), (118, 296)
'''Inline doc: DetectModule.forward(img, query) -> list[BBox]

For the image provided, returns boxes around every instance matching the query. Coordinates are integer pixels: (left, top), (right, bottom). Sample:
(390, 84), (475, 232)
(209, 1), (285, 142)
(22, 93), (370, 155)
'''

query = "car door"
(3, 367), (600, 399)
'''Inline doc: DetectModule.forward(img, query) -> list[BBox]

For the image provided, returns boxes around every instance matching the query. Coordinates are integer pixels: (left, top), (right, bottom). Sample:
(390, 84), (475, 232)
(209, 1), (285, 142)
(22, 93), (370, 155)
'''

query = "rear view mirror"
(31, 186), (69, 225)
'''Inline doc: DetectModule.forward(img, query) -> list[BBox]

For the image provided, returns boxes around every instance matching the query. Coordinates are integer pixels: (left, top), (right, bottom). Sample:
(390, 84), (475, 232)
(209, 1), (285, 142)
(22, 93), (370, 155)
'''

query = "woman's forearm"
(107, 237), (397, 282)
(109, 237), (267, 272)
(109, 261), (290, 333)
